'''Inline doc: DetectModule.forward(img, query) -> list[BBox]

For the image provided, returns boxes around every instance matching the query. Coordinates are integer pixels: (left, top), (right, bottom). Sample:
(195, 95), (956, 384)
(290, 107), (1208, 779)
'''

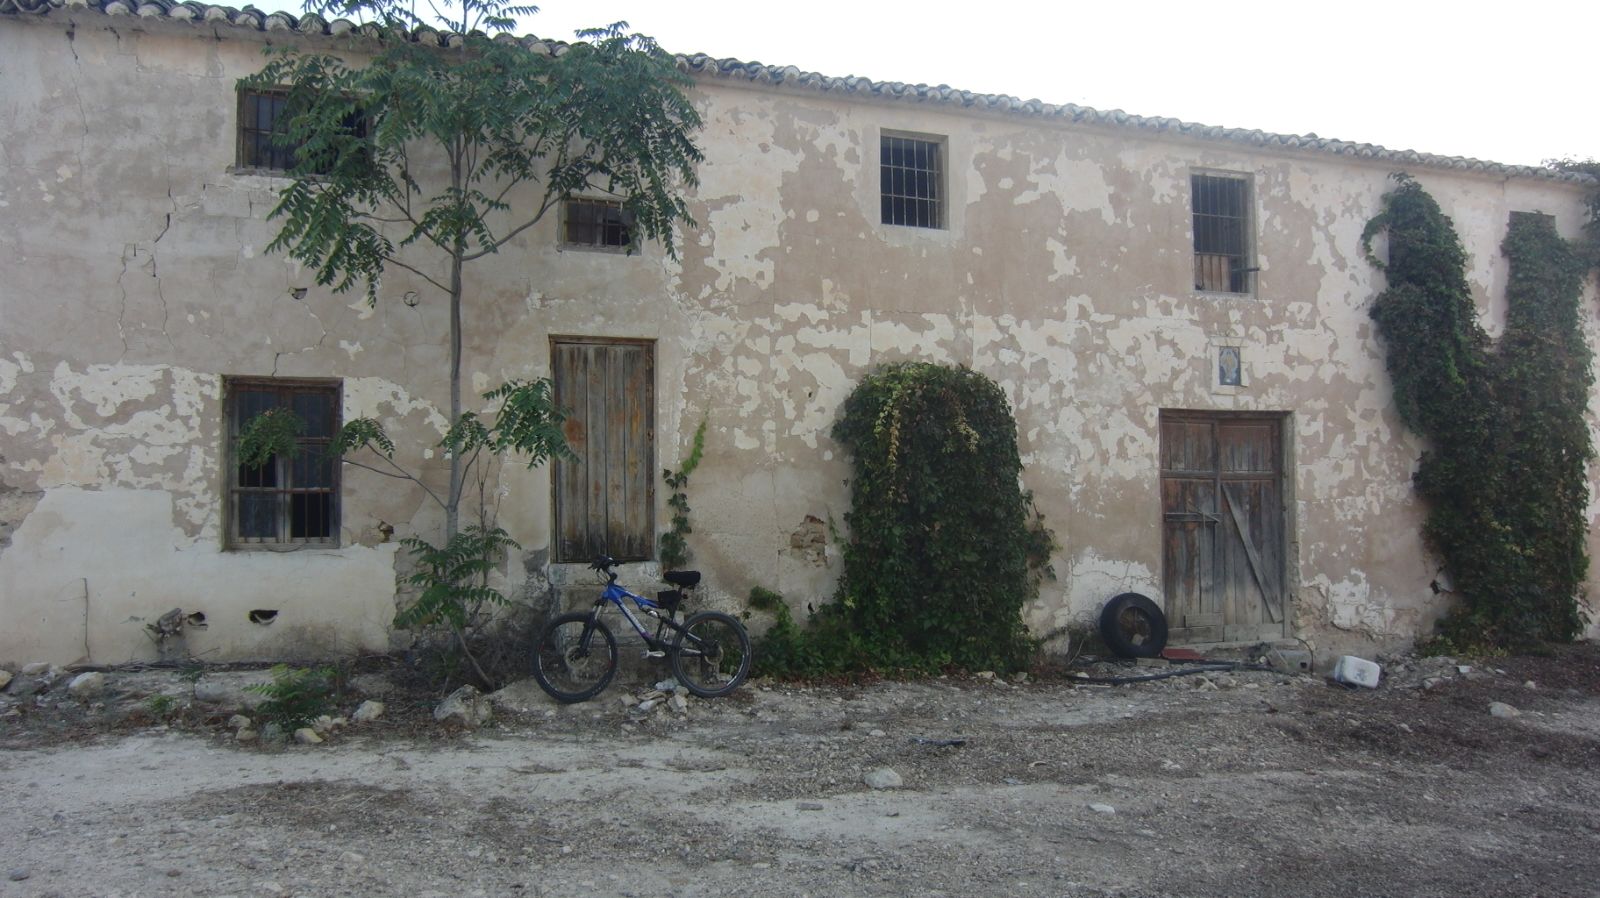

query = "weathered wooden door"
(551, 338), (655, 563)
(1160, 413), (1286, 643)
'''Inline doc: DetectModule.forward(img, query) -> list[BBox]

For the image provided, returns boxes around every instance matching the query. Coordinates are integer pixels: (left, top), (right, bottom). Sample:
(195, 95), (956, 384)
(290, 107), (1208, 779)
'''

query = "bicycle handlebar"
(590, 554), (619, 583)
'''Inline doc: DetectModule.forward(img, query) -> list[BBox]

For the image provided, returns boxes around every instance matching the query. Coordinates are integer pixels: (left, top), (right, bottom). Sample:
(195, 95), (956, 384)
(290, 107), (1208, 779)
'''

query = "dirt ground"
(3, 646), (1600, 898)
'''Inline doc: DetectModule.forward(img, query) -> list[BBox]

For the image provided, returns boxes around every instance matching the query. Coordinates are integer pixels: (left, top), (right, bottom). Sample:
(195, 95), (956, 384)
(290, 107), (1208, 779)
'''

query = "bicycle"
(532, 555), (752, 704)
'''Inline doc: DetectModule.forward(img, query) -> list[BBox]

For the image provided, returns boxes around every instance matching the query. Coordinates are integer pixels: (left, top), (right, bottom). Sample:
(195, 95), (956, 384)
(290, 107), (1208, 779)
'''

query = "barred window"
(562, 198), (632, 249)
(1192, 173), (1253, 294)
(881, 134), (945, 229)
(227, 379), (340, 548)
(236, 89), (368, 175)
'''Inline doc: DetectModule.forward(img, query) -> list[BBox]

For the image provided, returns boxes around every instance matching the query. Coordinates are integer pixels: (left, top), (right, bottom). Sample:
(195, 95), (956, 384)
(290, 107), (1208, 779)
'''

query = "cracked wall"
(2, 13), (1597, 665)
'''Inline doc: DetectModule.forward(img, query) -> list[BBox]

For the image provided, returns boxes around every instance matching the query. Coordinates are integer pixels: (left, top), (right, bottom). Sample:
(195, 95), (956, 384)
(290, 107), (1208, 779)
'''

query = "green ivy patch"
(1366, 175), (1593, 649)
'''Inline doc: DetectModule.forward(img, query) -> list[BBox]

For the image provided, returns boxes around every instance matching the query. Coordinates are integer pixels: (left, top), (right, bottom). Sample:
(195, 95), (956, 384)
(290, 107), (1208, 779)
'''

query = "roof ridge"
(3, 0), (1591, 185)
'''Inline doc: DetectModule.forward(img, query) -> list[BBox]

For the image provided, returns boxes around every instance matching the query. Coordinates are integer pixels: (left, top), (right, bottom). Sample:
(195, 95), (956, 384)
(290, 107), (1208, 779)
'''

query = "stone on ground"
(434, 685), (493, 728)
(864, 768), (903, 790)
(293, 727), (323, 745)
(1489, 701), (1521, 719)
(67, 672), (106, 700)
(352, 700), (385, 723)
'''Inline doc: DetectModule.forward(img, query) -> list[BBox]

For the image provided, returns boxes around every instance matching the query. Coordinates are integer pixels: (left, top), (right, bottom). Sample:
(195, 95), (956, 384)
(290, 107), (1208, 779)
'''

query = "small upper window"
(562, 198), (632, 250)
(881, 134), (945, 229)
(227, 378), (341, 548)
(1192, 173), (1253, 294)
(236, 89), (368, 175)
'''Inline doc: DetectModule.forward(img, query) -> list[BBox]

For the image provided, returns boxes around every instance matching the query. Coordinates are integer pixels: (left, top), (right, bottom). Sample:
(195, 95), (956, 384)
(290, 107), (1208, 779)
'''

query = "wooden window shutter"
(552, 339), (655, 563)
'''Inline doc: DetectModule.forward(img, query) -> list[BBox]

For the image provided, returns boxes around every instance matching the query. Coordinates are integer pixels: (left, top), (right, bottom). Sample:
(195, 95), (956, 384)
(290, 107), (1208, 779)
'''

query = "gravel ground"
(2, 646), (1599, 898)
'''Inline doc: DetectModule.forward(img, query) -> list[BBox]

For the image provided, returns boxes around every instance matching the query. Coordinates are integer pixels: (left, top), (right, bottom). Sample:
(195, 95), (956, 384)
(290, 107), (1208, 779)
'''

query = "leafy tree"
(237, 0), (703, 683)
(240, 0), (703, 539)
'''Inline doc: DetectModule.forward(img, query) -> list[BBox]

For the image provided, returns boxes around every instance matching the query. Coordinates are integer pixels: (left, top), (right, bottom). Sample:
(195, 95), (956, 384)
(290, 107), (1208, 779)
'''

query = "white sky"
(513, 0), (1597, 168)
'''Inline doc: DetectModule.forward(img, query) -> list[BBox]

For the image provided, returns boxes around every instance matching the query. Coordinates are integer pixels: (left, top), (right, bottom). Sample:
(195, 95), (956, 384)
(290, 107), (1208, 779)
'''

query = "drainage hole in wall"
(248, 609), (279, 625)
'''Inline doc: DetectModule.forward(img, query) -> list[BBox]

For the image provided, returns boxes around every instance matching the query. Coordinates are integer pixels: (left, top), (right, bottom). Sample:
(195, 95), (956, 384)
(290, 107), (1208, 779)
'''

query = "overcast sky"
(514, 0), (1596, 168)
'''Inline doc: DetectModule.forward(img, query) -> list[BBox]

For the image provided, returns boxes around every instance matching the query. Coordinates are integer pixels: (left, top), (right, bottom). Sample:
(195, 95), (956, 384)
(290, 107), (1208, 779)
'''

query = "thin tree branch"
(341, 456), (448, 511)
(462, 202), (554, 262)
(378, 254), (450, 294)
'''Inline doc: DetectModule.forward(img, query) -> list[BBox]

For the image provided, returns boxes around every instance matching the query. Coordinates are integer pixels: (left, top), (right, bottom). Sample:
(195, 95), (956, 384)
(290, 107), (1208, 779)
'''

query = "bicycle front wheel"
(671, 611), (751, 698)
(533, 612), (618, 703)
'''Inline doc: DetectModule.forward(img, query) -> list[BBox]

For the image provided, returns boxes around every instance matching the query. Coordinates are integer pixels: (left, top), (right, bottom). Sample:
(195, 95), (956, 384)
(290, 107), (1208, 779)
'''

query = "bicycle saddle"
(663, 570), (701, 588)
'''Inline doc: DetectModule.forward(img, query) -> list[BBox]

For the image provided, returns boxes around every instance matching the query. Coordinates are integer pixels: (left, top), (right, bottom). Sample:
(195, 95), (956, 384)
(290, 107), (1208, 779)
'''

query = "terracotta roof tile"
(3, 0), (1591, 185)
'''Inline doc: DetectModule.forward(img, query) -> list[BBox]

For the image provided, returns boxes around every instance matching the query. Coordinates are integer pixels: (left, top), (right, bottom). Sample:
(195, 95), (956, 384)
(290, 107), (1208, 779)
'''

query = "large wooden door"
(1161, 413), (1286, 643)
(552, 338), (655, 563)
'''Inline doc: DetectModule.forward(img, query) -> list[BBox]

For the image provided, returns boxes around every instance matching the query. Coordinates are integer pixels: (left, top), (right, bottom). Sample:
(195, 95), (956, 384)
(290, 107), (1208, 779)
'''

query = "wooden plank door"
(1161, 413), (1286, 643)
(552, 339), (655, 563)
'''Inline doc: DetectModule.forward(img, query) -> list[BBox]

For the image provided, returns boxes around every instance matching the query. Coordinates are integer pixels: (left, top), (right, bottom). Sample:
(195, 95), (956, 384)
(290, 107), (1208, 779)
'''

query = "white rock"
(19, 662), (50, 676)
(352, 700), (385, 723)
(293, 727), (323, 745)
(1524, 680), (1537, 690)
(67, 672), (106, 700)
(227, 714), (252, 730)
(0, 670), (12, 691)
(1489, 701), (1521, 719)
(654, 679), (680, 692)
(863, 768), (903, 790)
(1089, 803), (1117, 815)
(670, 693), (688, 714)
(236, 728), (258, 743)
(975, 671), (996, 680)
(636, 698), (659, 713)
(1332, 656), (1381, 689)
(434, 685), (492, 728)
(311, 714), (336, 735)
(868, 729), (887, 738)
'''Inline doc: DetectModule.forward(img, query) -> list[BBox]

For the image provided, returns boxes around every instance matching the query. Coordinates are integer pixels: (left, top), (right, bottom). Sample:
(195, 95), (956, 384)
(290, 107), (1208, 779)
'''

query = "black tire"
(671, 611), (752, 698)
(533, 612), (618, 703)
(1098, 592), (1168, 659)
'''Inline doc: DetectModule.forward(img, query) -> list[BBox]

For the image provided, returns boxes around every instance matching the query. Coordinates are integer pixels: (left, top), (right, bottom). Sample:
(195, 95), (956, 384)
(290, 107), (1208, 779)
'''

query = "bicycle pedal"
(642, 650), (666, 659)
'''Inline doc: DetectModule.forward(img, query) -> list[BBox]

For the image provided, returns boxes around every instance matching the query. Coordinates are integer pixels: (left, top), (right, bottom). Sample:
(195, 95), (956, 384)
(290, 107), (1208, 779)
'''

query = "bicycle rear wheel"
(533, 612), (618, 703)
(671, 611), (751, 698)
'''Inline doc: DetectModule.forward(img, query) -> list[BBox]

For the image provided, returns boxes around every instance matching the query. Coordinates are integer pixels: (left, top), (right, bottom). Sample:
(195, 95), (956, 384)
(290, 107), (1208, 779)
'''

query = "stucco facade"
(2, 1), (1596, 667)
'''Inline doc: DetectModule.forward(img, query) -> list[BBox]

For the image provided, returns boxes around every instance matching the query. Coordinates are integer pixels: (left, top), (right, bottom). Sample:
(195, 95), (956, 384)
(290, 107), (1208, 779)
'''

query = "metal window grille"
(1192, 174), (1252, 293)
(238, 91), (296, 172)
(237, 90), (368, 175)
(881, 135), (944, 229)
(562, 199), (632, 249)
(228, 380), (340, 547)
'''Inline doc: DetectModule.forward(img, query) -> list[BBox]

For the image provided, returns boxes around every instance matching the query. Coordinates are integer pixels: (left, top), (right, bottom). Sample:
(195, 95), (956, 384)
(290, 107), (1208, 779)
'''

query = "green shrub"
(247, 665), (340, 729)
(757, 363), (1054, 676)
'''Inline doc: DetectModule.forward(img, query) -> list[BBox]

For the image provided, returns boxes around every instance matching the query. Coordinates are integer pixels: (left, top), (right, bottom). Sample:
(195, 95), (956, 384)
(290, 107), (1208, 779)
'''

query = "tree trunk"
(446, 249), (463, 541)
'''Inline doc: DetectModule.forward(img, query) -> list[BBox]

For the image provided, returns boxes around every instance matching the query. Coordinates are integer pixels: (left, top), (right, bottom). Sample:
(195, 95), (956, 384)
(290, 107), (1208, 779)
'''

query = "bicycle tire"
(532, 612), (618, 703)
(671, 610), (752, 698)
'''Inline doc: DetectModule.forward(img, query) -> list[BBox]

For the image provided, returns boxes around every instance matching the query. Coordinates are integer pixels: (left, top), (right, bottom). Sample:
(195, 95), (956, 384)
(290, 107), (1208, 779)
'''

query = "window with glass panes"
(227, 379), (340, 547)
(562, 198), (632, 249)
(237, 89), (367, 175)
(1191, 173), (1253, 294)
(880, 134), (945, 229)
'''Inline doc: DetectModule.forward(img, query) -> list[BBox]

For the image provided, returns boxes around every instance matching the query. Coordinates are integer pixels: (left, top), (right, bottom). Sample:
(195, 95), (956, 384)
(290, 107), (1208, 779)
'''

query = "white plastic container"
(1332, 655), (1382, 688)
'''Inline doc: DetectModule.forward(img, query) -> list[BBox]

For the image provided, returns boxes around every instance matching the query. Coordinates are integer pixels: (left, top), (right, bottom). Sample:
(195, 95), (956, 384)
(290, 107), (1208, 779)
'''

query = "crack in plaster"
(270, 303), (330, 377)
(64, 26), (89, 184)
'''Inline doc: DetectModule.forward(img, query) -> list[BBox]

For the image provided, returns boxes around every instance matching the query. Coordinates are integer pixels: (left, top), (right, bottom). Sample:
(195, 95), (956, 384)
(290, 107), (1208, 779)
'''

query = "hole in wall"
(184, 611), (208, 628)
(248, 609), (279, 625)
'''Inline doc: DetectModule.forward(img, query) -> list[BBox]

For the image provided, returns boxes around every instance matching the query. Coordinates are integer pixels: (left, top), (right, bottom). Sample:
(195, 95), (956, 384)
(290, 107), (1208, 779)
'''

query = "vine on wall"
(755, 362), (1054, 675)
(1364, 174), (1593, 648)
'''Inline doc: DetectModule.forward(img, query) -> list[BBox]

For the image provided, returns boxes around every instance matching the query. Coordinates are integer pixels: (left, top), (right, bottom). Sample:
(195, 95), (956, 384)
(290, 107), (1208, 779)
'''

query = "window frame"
(225, 377), (343, 551)
(879, 131), (947, 230)
(559, 197), (634, 252)
(234, 88), (369, 177)
(1190, 170), (1256, 296)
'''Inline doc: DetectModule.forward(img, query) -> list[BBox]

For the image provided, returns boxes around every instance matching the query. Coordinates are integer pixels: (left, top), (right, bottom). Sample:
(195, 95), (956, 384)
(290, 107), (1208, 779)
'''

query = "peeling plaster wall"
(2, 14), (1596, 664)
